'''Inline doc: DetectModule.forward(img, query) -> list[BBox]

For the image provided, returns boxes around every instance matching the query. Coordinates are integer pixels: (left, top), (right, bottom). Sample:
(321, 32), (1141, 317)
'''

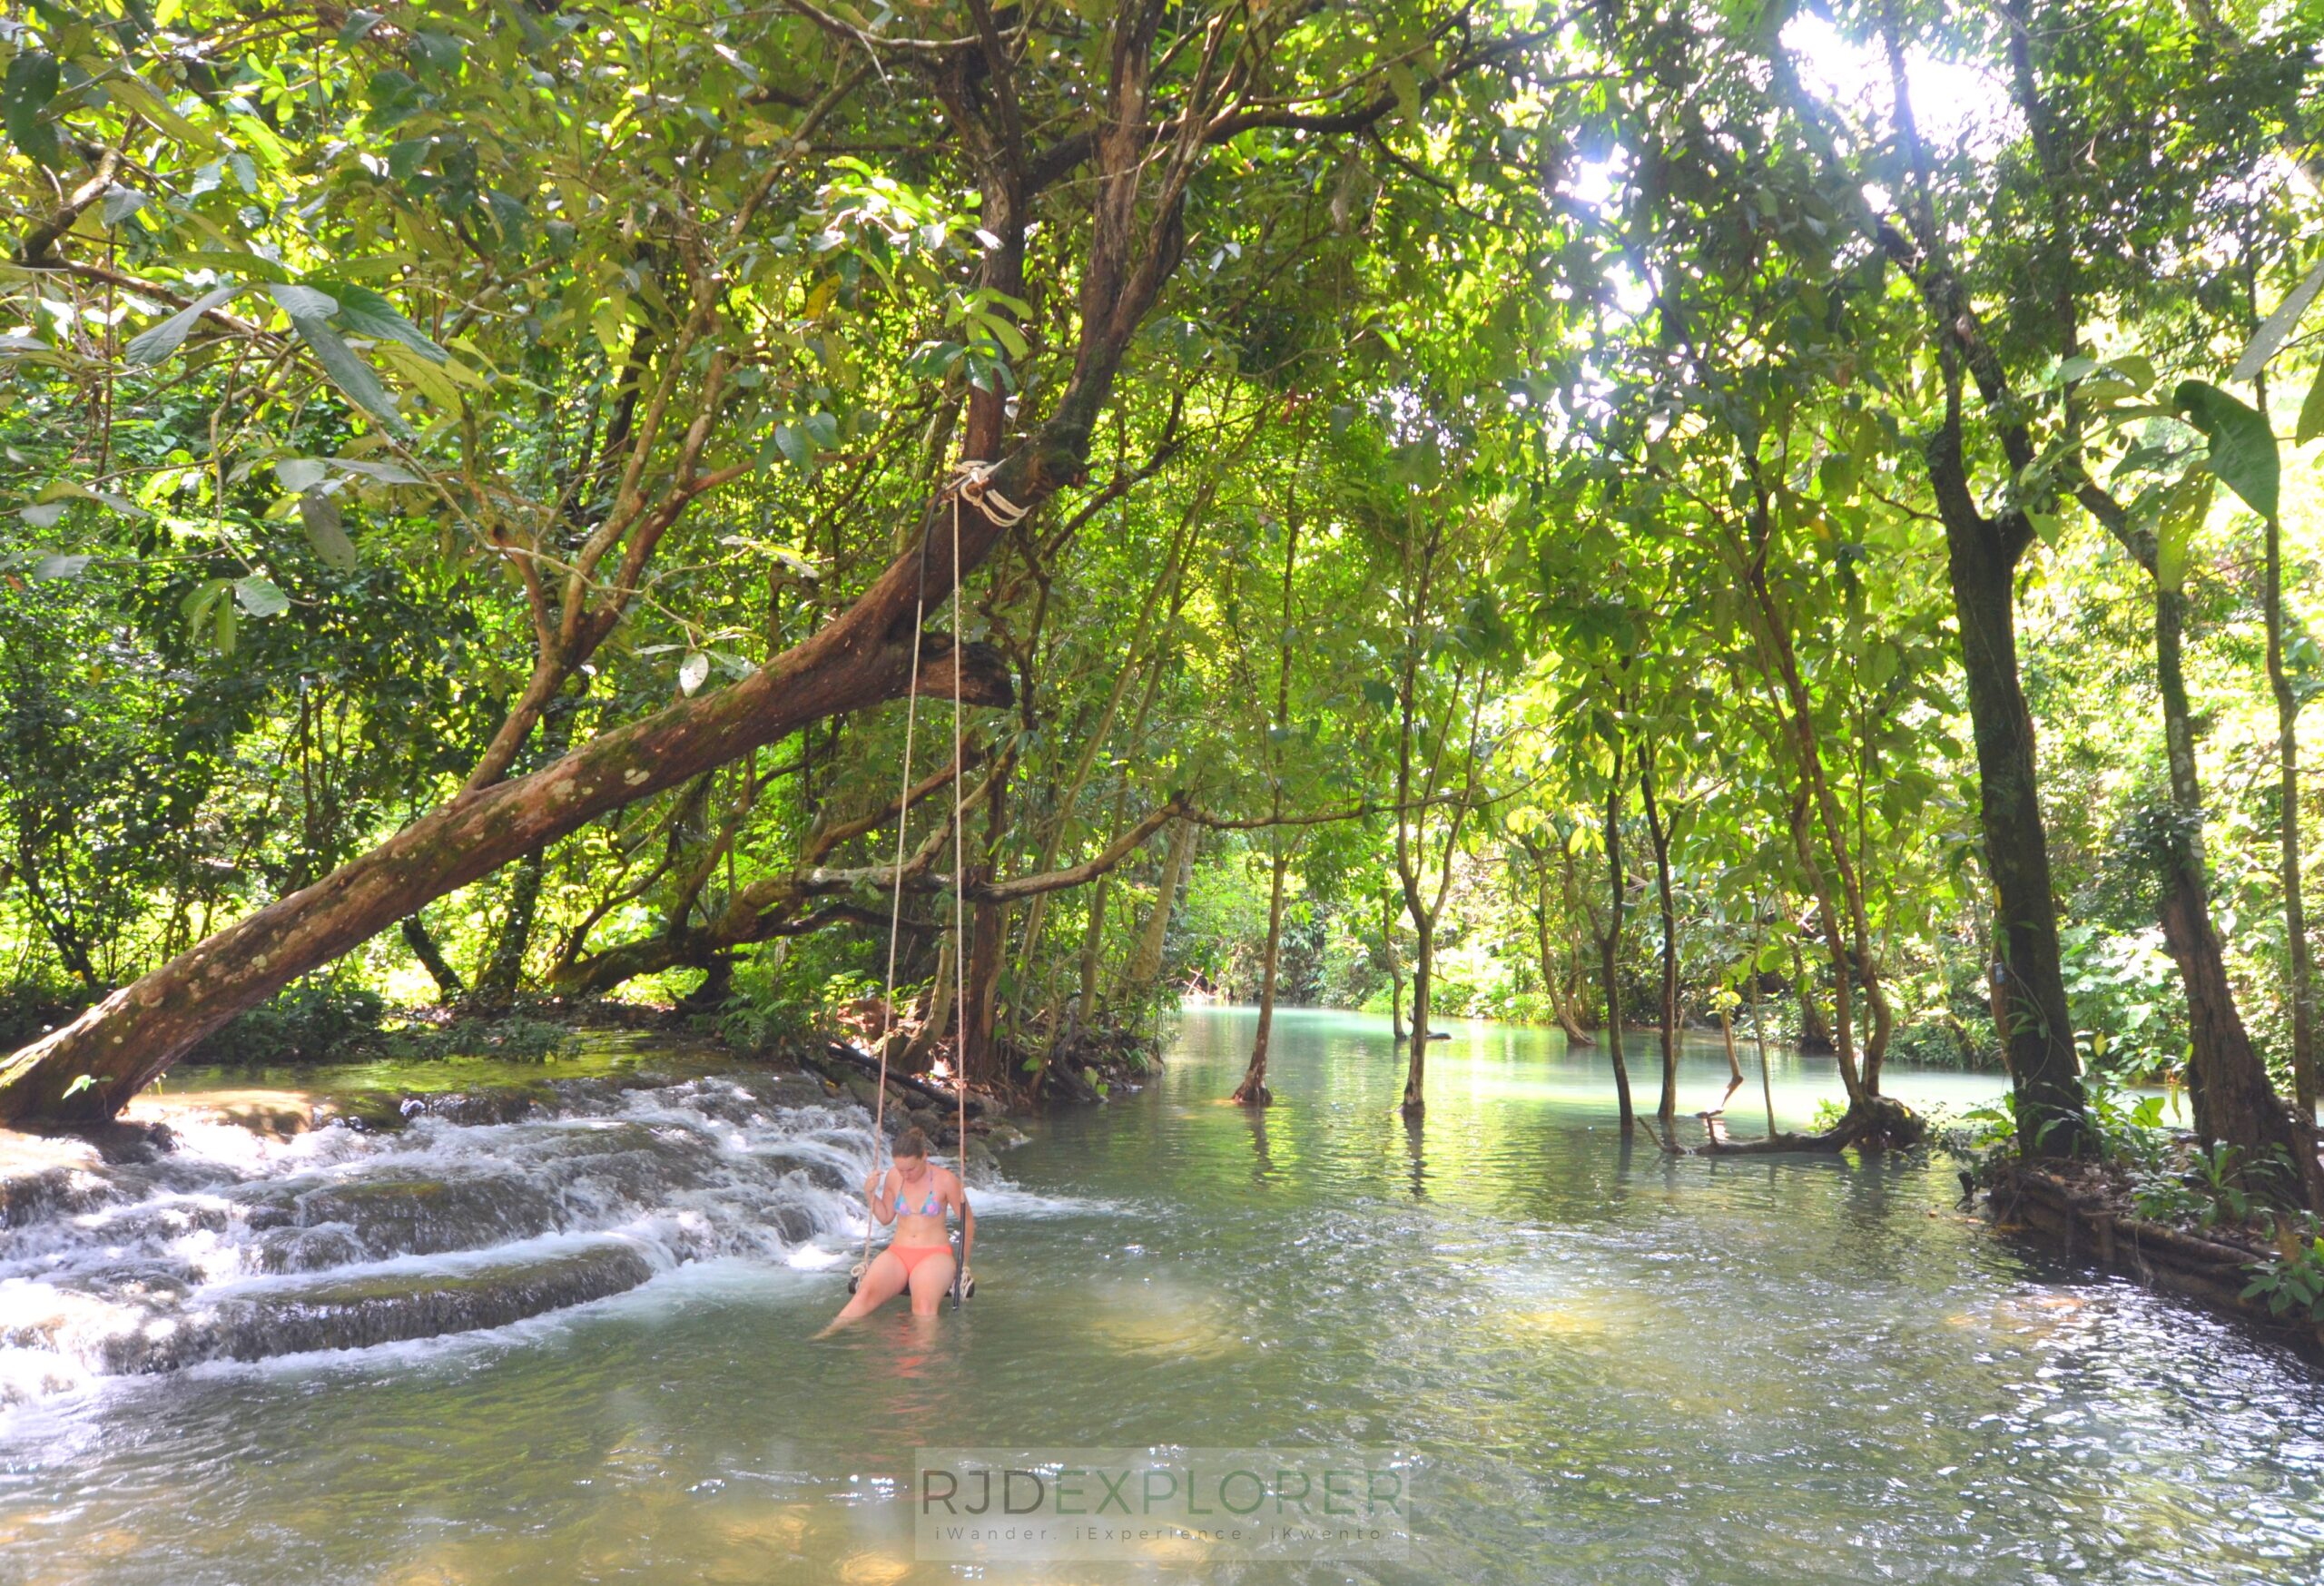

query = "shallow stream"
(3, 1008), (2321, 1584)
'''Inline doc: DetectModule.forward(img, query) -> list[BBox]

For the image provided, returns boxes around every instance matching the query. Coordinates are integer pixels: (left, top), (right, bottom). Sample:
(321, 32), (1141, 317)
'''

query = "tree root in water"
(1658, 1095), (1926, 1157)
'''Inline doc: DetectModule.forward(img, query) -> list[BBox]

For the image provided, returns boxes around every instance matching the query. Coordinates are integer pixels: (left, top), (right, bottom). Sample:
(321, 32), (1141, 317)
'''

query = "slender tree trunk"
(1074, 610), (1172, 1026)
(399, 914), (466, 1003)
(1234, 851), (1289, 1106)
(1236, 488), (1301, 1109)
(1752, 948), (1775, 1134)
(1598, 759), (1635, 1131)
(1404, 913), (1433, 1115)
(1718, 999), (1741, 1083)
(1540, 895), (1590, 1047)
(2266, 510), (2320, 1129)
(1740, 550), (1896, 1089)
(1640, 748), (1679, 1123)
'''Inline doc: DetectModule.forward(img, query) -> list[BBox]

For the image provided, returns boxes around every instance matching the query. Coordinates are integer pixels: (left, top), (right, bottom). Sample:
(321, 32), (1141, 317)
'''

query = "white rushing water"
(0, 1070), (975, 1403)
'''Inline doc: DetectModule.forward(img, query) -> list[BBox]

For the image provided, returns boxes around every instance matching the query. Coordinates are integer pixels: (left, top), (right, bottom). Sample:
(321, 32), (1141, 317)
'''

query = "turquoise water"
(3, 1007), (2321, 1584)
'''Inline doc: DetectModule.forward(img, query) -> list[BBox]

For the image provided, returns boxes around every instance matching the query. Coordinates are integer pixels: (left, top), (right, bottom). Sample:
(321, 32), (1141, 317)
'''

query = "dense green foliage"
(2, 0), (2321, 1171)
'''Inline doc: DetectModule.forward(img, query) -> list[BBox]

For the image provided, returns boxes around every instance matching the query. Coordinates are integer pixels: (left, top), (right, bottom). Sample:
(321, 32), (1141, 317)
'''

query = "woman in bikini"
(823, 1126), (974, 1328)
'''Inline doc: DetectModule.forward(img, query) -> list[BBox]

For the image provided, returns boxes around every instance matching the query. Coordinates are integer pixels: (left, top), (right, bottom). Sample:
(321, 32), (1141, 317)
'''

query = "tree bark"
(399, 913), (466, 1003)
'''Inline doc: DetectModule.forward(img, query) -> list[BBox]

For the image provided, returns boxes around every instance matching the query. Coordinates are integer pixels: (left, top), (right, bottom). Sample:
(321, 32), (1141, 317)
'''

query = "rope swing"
(847, 462), (1021, 1304)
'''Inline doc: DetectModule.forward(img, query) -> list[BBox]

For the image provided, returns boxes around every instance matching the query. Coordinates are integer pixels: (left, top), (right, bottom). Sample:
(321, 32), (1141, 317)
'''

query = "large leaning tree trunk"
(1, 0), (1551, 1124)
(0, 6), (1220, 1122)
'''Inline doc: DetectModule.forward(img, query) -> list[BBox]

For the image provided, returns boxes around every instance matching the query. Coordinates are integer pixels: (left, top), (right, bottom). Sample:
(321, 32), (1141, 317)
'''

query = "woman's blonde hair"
(894, 1126), (931, 1160)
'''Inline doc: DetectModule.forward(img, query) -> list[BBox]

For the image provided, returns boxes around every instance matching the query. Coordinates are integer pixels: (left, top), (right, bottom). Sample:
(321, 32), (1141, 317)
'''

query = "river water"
(2, 1006), (2322, 1584)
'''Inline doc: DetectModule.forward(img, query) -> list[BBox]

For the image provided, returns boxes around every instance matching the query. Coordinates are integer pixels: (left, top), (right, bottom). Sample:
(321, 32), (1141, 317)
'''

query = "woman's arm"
(956, 1174), (974, 1269)
(862, 1167), (894, 1225)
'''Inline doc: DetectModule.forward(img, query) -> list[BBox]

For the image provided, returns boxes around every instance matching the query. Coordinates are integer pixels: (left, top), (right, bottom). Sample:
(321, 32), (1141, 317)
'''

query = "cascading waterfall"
(0, 1069), (970, 1402)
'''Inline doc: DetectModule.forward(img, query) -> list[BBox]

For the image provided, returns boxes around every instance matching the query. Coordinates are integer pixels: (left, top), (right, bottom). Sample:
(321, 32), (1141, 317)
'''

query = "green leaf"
(2155, 475), (2211, 595)
(268, 282), (340, 320)
(18, 500), (68, 529)
(678, 651), (710, 695)
(315, 281), (448, 362)
(411, 31), (466, 73)
(124, 285), (244, 365)
(232, 575), (290, 617)
(328, 458), (421, 485)
(772, 423), (810, 469)
(3, 50), (63, 168)
(286, 312), (409, 433)
(2233, 257), (2324, 384)
(2172, 379), (2279, 520)
(2297, 360), (2324, 447)
(274, 458), (329, 493)
(101, 185), (146, 226)
(31, 552), (89, 578)
(803, 410), (841, 449)
(339, 7), (386, 43)
(299, 492), (359, 570)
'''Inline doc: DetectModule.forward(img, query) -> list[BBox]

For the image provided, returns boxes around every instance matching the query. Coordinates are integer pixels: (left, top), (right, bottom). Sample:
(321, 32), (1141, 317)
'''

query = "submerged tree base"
(1665, 1095), (1928, 1157)
(1985, 1159), (2324, 1356)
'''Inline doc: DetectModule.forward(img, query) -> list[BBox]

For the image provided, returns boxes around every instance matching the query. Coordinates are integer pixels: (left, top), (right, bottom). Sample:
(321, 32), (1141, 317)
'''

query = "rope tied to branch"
(945, 460), (1030, 528)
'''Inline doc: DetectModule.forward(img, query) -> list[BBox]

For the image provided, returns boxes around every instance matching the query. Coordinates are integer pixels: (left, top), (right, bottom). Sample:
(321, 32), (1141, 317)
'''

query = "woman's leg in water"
(905, 1249), (957, 1316)
(820, 1249), (909, 1334)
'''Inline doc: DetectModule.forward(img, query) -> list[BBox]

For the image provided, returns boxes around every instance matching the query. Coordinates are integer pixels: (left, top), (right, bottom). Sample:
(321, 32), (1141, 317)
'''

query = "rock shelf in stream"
(0, 1065), (990, 1399)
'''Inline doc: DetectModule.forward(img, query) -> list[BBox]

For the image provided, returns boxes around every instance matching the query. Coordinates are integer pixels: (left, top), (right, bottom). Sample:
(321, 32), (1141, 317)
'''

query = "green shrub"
(181, 979), (388, 1066)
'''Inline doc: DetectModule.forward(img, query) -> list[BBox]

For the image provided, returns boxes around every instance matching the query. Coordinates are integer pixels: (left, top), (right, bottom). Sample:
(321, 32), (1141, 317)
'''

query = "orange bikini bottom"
(890, 1244), (952, 1276)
